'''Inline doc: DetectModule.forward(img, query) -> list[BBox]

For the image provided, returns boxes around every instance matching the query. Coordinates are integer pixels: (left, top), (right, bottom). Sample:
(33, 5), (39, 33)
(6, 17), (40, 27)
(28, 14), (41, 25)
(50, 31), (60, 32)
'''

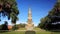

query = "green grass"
(52, 32), (60, 34)
(0, 31), (51, 34)
(0, 28), (60, 34)
(0, 31), (60, 34)
(0, 31), (25, 34)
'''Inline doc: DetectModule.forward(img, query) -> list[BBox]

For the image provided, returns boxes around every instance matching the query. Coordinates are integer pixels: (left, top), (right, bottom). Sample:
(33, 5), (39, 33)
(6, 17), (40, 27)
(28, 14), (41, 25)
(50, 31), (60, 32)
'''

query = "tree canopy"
(0, 0), (19, 24)
(38, 0), (60, 31)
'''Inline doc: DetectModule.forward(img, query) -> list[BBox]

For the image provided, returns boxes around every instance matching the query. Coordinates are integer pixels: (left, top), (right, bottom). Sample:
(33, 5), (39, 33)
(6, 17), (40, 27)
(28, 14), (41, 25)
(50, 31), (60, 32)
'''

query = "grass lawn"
(0, 28), (60, 34)
(0, 31), (60, 34)
(0, 31), (51, 34)
(0, 31), (25, 34)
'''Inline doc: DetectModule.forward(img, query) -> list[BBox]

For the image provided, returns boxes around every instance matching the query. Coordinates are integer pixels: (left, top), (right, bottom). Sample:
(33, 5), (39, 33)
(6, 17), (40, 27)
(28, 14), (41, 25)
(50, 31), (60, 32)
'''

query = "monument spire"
(25, 8), (34, 31)
(27, 8), (32, 23)
(28, 8), (32, 19)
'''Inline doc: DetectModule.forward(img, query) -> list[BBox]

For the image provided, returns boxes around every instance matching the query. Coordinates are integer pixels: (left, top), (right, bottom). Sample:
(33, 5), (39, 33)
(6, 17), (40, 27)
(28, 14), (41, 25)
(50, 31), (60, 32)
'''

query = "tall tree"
(0, 0), (19, 24)
(38, 0), (60, 31)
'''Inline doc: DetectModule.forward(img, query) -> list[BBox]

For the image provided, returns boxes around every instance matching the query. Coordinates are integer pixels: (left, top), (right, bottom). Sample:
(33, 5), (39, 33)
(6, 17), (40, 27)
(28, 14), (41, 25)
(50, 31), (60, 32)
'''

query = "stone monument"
(25, 8), (34, 31)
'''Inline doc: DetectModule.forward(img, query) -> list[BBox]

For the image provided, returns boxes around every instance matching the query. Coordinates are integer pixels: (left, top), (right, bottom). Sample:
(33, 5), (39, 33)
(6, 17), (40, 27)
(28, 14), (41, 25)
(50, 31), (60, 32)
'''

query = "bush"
(12, 25), (19, 30)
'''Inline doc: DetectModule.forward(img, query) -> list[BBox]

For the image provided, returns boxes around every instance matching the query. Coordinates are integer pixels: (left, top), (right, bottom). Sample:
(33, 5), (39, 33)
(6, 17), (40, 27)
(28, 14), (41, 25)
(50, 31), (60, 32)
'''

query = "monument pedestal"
(25, 23), (34, 31)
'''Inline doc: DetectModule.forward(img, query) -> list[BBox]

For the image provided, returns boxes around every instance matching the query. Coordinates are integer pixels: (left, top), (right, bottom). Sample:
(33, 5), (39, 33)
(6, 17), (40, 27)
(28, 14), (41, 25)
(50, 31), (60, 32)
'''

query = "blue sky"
(0, 0), (57, 26)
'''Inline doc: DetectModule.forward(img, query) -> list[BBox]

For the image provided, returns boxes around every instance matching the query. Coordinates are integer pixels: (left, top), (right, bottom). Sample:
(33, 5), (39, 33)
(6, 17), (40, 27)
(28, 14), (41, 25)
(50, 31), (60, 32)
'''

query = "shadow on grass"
(25, 31), (36, 34)
(0, 30), (10, 33)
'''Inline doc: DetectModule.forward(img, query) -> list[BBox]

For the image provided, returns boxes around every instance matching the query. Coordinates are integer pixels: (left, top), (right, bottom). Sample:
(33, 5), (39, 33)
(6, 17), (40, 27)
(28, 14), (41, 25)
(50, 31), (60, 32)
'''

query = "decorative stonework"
(25, 8), (34, 31)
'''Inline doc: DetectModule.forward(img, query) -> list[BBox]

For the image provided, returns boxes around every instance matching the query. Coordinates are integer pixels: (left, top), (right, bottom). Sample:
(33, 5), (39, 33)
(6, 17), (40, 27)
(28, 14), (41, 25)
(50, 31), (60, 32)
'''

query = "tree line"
(38, 0), (60, 31)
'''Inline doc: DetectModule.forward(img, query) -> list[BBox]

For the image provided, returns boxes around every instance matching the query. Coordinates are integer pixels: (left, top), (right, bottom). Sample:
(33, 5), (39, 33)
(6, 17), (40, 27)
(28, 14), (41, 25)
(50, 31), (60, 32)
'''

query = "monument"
(25, 8), (34, 31)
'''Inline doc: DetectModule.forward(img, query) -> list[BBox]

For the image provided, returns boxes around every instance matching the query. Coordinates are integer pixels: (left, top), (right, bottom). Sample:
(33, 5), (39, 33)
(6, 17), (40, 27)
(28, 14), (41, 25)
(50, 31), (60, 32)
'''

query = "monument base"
(25, 23), (34, 31)
(25, 31), (36, 34)
(26, 27), (34, 31)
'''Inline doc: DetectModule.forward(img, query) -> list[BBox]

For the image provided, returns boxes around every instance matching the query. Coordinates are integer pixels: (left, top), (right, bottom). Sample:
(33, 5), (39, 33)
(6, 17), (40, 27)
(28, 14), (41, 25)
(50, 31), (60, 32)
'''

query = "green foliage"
(12, 25), (19, 30)
(0, 0), (19, 23)
(38, 17), (51, 29)
(38, 0), (60, 31)
(12, 23), (26, 30)
(0, 25), (3, 30)
(19, 23), (25, 28)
